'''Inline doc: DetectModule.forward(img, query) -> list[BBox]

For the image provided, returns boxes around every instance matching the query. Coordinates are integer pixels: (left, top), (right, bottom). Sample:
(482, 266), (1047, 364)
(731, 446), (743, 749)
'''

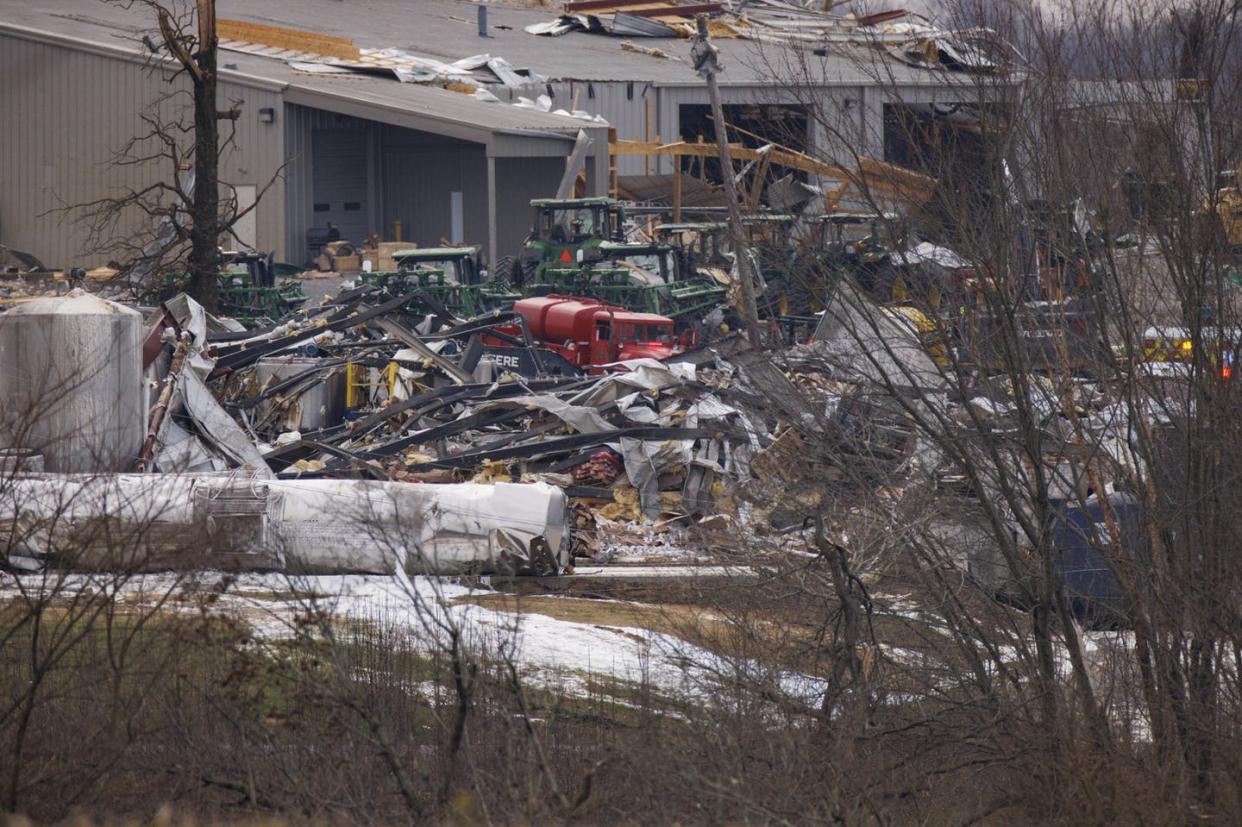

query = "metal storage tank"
(0, 289), (146, 472)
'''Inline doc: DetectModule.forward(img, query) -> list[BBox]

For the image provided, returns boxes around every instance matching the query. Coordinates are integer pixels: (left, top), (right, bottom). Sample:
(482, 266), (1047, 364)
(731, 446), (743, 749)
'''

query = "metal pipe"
(136, 332), (192, 472)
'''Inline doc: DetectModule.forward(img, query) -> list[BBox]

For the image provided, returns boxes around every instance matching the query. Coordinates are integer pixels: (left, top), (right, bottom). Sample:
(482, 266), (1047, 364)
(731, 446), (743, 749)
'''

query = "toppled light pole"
(691, 15), (763, 348)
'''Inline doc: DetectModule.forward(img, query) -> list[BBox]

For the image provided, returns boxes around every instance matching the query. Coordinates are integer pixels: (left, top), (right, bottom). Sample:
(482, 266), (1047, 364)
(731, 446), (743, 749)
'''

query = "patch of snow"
(0, 571), (824, 707)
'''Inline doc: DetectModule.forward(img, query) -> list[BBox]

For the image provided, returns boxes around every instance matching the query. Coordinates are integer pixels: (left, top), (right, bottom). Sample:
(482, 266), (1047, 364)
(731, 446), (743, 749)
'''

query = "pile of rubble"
(0, 282), (795, 578)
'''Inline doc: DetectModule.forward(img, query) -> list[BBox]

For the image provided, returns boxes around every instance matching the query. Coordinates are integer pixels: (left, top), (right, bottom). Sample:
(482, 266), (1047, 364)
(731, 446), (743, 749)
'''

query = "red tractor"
(483, 295), (685, 374)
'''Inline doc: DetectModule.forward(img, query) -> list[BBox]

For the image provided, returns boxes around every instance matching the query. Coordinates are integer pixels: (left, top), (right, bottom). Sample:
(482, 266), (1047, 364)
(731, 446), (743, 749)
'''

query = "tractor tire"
(491, 255), (524, 290)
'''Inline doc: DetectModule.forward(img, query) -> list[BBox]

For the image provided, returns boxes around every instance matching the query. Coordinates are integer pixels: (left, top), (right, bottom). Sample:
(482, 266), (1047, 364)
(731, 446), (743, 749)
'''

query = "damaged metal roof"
(0, 0), (606, 146)
(0, 0), (975, 90)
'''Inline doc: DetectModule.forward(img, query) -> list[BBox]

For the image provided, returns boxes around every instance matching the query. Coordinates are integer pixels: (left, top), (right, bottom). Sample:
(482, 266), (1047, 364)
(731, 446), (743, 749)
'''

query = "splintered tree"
(71, 0), (278, 312)
(157, 0), (225, 312)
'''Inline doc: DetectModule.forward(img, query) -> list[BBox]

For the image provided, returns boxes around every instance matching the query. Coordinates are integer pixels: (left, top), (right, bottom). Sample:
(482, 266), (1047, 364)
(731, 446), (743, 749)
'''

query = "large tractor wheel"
(491, 255), (524, 290)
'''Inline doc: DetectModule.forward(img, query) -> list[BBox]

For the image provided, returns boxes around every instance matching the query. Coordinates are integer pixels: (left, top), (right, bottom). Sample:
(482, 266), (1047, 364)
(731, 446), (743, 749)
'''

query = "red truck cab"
(486, 295), (683, 373)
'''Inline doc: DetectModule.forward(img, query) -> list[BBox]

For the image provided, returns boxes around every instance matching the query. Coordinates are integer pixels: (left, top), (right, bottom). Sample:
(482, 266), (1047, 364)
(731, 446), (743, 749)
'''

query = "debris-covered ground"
(3, 217), (1235, 822)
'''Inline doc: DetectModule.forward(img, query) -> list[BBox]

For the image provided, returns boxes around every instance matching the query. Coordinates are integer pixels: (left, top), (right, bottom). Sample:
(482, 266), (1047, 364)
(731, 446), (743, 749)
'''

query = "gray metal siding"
(485, 80), (971, 181)
(380, 125), (488, 250)
(311, 128), (372, 244)
(218, 81), (285, 258)
(286, 108), (503, 261)
(493, 156), (563, 263)
(491, 81), (846, 177)
(496, 81), (657, 176)
(0, 32), (286, 267)
(655, 84), (893, 173)
(283, 103), (315, 264)
(283, 105), (375, 263)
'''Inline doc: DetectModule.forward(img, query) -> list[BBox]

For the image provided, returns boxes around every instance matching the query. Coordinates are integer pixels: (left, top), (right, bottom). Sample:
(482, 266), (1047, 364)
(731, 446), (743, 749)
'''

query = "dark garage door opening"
(311, 127), (371, 246)
(677, 103), (808, 184)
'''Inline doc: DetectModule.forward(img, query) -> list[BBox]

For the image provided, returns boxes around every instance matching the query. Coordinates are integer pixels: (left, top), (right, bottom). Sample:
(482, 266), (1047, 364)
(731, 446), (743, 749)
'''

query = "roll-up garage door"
(311, 128), (370, 245)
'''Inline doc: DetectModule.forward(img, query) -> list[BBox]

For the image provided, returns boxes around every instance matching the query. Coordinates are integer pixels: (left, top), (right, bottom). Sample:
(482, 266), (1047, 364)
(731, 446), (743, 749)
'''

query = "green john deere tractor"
(493, 197), (627, 287)
(144, 250), (307, 327)
(491, 197), (730, 328)
(528, 240), (728, 329)
(361, 246), (519, 318)
(656, 217), (812, 317)
(748, 212), (898, 316)
(216, 250), (308, 326)
(654, 222), (732, 280)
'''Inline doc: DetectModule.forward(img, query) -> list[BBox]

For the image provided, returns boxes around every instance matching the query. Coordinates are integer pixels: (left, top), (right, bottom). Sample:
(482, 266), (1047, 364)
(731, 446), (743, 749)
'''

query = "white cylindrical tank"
(0, 289), (146, 472)
(0, 475), (570, 576)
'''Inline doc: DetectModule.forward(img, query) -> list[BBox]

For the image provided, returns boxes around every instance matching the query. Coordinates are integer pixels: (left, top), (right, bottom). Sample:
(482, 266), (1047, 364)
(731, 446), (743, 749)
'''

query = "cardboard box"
(331, 254), (361, 272)
(363, 241), (412, 273)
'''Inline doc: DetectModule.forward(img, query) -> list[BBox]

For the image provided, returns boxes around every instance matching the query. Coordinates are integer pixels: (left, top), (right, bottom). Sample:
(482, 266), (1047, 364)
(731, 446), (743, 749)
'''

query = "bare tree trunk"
(814, 515), (872, 723)
(189, 0), (220, 312)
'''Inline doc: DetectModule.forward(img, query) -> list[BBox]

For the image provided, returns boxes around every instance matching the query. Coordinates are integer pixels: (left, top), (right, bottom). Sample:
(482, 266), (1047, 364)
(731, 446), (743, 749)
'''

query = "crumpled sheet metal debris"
(227, 29), (606, 124)
(469, 394), (617, 434)
(568, 359), (696, 407)
(154, 416), (226, 474)
(280, 48), (542, 88)
(615, 436), (694, 520)
(180, 370), (274, 476)
(809, 281), (947, 391)
(215, 306), (765, 535)
(889, 240), (974, 270)
(7, 273), (790, 578)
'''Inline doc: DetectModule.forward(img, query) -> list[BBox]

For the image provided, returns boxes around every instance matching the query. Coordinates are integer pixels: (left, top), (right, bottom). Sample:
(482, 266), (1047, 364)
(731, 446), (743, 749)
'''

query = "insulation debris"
(0, 473), (570, 575)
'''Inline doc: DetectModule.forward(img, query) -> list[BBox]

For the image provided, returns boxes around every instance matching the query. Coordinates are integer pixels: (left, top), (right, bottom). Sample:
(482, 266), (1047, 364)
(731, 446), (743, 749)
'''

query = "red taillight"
(1224, 366), (1232, 379)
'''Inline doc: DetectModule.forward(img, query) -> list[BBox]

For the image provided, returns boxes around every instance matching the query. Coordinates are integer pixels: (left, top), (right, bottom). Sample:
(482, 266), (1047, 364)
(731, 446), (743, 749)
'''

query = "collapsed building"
(0, 286), (769, 577)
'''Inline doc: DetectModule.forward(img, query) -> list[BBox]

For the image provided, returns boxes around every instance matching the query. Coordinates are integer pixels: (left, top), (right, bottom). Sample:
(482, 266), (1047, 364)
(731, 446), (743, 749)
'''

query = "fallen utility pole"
(691, 14), (762, 348)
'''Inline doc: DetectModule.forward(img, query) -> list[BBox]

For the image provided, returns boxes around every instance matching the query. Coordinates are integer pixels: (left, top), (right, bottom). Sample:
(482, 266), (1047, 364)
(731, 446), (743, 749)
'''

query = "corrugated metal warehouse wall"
(284, 104), (561, 266)
(283, 105), (374, 263)
(285, 105), (492, 263)
(497, 82), (865, 179)
(380, 124), (488, 252)
(493, 156), (565, 261)
(541, 81), (660, 177)
(0, 32), (286, 267)
(655, 84), (820, 158)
